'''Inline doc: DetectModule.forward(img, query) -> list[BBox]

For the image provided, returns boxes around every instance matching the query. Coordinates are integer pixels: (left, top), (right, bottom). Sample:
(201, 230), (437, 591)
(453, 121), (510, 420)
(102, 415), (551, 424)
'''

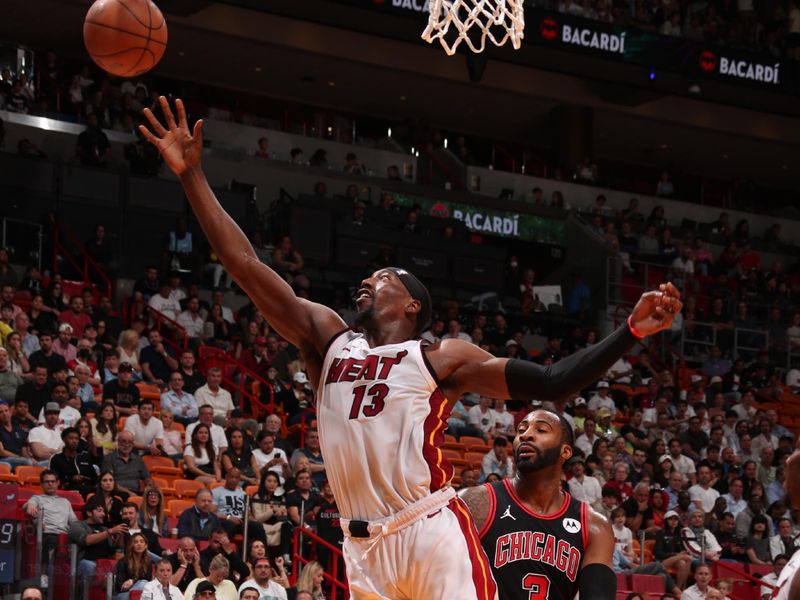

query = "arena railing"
(291, 525), (348, 600)
(52, 221), (112, 298)
(129, 299), (189, 354)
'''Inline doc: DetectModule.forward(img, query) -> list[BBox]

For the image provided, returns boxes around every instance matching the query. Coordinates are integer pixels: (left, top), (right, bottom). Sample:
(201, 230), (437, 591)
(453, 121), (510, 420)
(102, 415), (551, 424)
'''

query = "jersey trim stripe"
(503, 479), (572, 520)
(477, 483), (497, 539)
(449, 496), (498, 600)
(322, 327), (351, 357)
(580, 501), (589, 548)
(422, 388), (453, 490)
(420, 343), (442, 385)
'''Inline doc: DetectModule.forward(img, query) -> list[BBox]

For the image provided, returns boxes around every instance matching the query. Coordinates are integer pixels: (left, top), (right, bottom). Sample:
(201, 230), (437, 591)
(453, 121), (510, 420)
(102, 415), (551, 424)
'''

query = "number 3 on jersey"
(522, 573), (551, 600)
(349, 383), (389, 419)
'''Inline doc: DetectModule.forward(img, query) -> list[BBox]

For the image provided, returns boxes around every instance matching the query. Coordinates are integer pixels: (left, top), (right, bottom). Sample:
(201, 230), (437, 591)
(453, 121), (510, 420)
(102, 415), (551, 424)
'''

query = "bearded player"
(140, 97), (681, 600)
(461, 409), (614, 600)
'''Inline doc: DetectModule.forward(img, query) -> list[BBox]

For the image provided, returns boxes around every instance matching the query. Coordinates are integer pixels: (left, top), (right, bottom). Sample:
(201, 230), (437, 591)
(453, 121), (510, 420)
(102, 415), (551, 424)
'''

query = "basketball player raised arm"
(141, 96), (681, 398)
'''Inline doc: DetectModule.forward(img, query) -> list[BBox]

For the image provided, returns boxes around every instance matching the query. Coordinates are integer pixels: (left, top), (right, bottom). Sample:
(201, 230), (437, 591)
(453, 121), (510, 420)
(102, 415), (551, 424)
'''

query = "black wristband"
(579, 563), (617, 600)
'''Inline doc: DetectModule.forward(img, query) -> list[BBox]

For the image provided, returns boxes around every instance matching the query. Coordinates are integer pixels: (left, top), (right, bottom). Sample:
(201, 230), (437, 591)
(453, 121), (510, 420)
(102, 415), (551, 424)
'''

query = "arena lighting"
(444, 138), (448, 149)
(388, 127), (392, 137)
(688, 83), (702, 94)
(649, 66), (656, 81)
(411, 146), (415, 155)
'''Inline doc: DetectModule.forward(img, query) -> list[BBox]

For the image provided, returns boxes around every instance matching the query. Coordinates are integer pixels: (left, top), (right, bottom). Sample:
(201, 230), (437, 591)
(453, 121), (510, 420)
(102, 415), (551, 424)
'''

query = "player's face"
(354, 270), (416, 327)
(513, 411), (570, 474)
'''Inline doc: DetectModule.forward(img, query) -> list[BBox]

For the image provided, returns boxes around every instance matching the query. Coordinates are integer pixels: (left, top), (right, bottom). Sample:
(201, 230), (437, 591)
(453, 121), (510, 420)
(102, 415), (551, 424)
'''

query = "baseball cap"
(573, 397), (587, 406)
(254, 337), (267, 346)
(58, 323), (73, 333)
(531, 399), (543, 408)
(44, 402), (60, 413)
(597, 381), (610, 389)
(293, 372), (309, 384)
(196, 581), (216, 594)
(659, 454), (673, 465)
(664, 510), (679, 520)
(597, 407), (612, 418)
(505, 339), (519, 348)
(119, 362), (133, 373)
(691, 374), (703, 384)
(710, 376), (723, 384)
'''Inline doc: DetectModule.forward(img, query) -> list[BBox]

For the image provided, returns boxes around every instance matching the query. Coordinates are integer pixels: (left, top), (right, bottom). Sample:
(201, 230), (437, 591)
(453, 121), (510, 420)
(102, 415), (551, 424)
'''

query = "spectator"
(194, 367), (233, 421)
(50, 426), (97, 497)
(480, 436), (514, 481)
(124, 399), (164, 455)
(113, 532), (153, 600)
(141, 558), (183, 600)
(103, 362), (141, 416)
(221, 428), (258, 486)
(186, 405), (228, 451)
(238, 557), (288, 600)
(255, 137), (269, 159)
(656, 171), (675, 197)
(160, 372), (198, 426)
(688, 465), (720, 513)
(254, 431), (291, 483)
(167, 537), (205, 592)
(0, 348), (23, 403)
(467, 396), (497, 442)
(21, 587), (44, 600)
(769, 518), (799, 560)
(0, 400), (33, 469)
(184, 561), (237, 600)
(159, 410), (184, 461)
(76, 113), (111, 167)
(139, 485), (169, 537)
(568, 457), (602, 505)
(723, 478), (748, 517)
(760, 555), (789, 600)
(149, 281), (181, 323)
(60, 296), (92, 338)
(199, 528), (250, 584)
(29, 402), (64, 464)
(250, 471), (291, 560)
(91, 402), (119, 454)
(183, 423), (221, 485)
(140, 329), (179, 385)
(177, 297), (204, 342)
(343, 152), (366, 175)
(746, 514), (772, 565)
(23, 469), (79, 558)
(15, 312), (41, 357)
(177, 488), (220, 541)
(117, 330), (142, 378)
(102, 430), (150, 496)
(271, 236), (308, 292)
(286, 468), (320, 529)
(682, 509), (722, 561)
(28, 331), (68, 375)
(294, 561), (325, 600)
(680, 564), (713, 600)
(177, 350), (205, 395)
(289, 429), (325, 488)
(290, 148), (304, 165)
(69, 498), (125, 589)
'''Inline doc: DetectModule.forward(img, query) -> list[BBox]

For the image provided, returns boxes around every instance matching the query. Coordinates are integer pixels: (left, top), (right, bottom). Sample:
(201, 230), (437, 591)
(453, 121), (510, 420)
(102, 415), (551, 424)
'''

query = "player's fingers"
(159, 95), (178, 130)
(663, 281), (681, 298)
(193, 119), (204, 144)
(137, 125), (160, 147)
(142, 108), (167, 137)
(175, 98), (188, 130)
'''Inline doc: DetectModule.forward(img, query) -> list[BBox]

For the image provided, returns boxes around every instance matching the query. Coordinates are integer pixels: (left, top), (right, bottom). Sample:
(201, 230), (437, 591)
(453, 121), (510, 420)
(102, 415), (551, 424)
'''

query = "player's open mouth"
(356, 289), (373, 302)
(517, 444), (537, 458)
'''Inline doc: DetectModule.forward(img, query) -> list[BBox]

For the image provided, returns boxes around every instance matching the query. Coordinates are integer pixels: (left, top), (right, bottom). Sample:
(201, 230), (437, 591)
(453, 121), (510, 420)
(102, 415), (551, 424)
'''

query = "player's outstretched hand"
(139, 96), (203, 177)
(629, 282), (682, 337)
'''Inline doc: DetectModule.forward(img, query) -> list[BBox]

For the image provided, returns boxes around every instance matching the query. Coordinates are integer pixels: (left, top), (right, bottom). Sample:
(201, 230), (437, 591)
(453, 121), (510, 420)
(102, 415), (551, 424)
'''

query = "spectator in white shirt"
(36, 382), (81, 429)
(480, 437), (514, 482)
(141, 558), (184, 600)
(124, 399), (164, 455)
(668, 438), (697, 485)
(567, 457), (602, 506)
(441, 319), (471, 342)
(607, 356), (635, 385)
(147, 281), (181, 322)
(185, 406), (228, 453)
(722, 478), (748, 518)
(193, 368), (234, 422)
(491, 398), (515, 439)
(176, 297), (204, 340)
(770, 520), (800, 561)
(689, 465), (720, 513)
(681, 564), (713, 600)
(751, 418), (779, 459)
(575, 416), (600, 457)
(29, 402), (65, 465)
(588, 381), (616, 414)
(252, 431), (290, 483)
(468, 396), (497, 442)
(211, 289), (235, 324)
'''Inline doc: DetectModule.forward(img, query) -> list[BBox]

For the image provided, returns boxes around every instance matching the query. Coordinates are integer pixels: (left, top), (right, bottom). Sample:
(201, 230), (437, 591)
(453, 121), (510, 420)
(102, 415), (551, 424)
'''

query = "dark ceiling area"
(2, 0), (799, 189)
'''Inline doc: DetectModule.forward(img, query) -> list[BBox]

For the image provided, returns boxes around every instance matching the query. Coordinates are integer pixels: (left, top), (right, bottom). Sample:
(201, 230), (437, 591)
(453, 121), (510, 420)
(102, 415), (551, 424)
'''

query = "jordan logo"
(501, 505), (516, 520)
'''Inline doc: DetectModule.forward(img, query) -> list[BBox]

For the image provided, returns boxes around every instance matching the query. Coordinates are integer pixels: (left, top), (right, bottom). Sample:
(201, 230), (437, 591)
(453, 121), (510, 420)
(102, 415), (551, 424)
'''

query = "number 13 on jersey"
(349, 383), (389, 419)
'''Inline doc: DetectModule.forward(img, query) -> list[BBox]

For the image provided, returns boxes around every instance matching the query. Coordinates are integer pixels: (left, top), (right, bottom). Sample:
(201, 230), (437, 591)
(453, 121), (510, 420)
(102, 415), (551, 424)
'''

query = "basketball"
(83, 0), (168, 78)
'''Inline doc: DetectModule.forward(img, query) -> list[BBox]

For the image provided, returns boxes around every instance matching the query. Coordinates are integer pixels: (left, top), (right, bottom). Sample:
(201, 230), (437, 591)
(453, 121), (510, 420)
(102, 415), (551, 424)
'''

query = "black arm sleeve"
(505, 323), (636, 402)
(579, 563), (617, 600)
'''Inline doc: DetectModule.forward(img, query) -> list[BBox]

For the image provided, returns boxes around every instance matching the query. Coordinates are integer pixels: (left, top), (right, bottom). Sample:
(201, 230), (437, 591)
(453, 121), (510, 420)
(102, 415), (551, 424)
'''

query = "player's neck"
(362, 321), (414, 347)
(513, 469), (566, 514)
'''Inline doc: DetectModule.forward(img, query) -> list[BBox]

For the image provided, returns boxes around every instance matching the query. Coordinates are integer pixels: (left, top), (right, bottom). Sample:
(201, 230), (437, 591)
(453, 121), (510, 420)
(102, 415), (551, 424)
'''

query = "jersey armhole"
(477, 483), (497, 539)
(580, 500), (589, 549)
(420, 343), (443, 386)
(322, 327), (351, 357)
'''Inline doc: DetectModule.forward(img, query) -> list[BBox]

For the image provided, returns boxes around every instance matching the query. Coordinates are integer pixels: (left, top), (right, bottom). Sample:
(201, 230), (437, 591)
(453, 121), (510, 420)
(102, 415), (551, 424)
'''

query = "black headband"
(384, 267), (432, 333)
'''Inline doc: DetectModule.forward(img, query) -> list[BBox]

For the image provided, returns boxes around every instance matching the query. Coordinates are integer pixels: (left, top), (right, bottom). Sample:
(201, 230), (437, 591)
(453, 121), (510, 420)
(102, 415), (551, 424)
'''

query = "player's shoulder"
(584, 503), (613, 536)
(459, 483), (494, 533)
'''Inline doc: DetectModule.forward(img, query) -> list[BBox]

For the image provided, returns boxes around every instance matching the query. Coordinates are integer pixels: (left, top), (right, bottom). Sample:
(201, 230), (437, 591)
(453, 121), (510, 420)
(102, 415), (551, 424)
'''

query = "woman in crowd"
(159, 410), (184, 461)
(222, 427), (258, 486)
(251, 470), (291, 559)
(654, 454), (674, 488)
(643, 488), (669, 535)
(44, 280), (68, 312)
(88, 471), (126, 525)
(206, 302), (231, 347)
(117, 329), (142, 378)
(183, 423), (221, 484)
(139, 485), (169, 537)
(246, 539), (290, 588)
(294, 561), (326, 600)
(90, 402), (118, 454)
(745, 514), (772, 564)
(113, 533), (153, 600)
(76, 417), (99, 462)
(28, 293), (59, 334)
(653, 511), (692, 589)
(5, 332), (30, 376)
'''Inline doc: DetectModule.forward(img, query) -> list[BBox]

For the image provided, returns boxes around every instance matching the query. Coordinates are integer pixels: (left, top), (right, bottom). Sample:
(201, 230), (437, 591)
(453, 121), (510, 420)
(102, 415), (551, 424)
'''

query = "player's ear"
(561, 444), (573, 462)
(406, 298), (421, 319)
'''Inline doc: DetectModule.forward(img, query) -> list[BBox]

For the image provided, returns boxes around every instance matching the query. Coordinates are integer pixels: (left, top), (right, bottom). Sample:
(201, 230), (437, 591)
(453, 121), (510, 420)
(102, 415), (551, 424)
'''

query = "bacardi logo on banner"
(719, 57), (780, 84)
(540, 17), (558, 41)
(385, 0), (429, 11)
(561, 24), (625, 54)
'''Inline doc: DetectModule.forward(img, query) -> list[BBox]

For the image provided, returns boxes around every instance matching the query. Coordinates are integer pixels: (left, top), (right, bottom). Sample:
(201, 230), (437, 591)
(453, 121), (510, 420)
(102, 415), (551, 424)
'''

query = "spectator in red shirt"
(59, 296), (92, 338)
(239, 337), (271, 381)
(603, 461), (635, 503)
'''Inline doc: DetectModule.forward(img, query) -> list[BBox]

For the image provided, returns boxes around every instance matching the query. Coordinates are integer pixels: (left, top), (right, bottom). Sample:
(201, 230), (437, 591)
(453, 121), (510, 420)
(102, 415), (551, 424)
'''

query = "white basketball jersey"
(317, 330), (453, 521)
(773, 546), (800, 600)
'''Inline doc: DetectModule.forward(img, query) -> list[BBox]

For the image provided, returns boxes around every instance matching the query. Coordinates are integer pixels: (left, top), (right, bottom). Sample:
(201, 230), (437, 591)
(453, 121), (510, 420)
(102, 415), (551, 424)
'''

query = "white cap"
(58, 323), (73, 333)
(597, 381), (610, 389)
(710, 376), (723, 384)
(691, 374), (703, 383)
(293, 372), (309, 384)
(573, 397), (587, 406)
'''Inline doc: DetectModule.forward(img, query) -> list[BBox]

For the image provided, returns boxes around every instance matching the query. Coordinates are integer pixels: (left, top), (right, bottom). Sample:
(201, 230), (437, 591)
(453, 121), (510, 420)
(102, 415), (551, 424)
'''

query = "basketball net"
(422, 0), (525, 55)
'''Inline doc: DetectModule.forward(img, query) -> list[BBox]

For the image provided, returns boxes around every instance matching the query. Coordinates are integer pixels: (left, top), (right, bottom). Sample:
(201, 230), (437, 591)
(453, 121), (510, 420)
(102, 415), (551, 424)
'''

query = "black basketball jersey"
(479, 479), (588, 600)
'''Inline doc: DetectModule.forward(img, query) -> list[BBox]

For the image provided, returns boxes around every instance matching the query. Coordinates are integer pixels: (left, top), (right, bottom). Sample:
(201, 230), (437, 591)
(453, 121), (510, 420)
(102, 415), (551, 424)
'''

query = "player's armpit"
(458, 485), (492, 534)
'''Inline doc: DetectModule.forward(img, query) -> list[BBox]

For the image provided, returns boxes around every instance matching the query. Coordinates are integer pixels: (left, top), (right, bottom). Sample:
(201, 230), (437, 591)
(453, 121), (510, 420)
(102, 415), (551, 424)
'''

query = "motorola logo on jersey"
(325, 350), (409, 384)
(493, 532), (581, 581)
(562, 518), (581, 534)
